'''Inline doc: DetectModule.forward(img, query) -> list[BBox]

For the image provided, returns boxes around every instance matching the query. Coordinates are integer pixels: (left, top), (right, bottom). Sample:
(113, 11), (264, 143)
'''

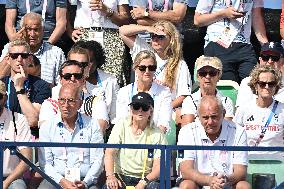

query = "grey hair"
(197, 96), (224, 116)
(20, 12), (44, 28)
(8, 39), (31, 53)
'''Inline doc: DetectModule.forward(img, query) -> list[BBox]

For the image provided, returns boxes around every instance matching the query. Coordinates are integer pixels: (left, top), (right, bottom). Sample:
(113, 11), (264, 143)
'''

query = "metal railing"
(1, 142), (284, 189)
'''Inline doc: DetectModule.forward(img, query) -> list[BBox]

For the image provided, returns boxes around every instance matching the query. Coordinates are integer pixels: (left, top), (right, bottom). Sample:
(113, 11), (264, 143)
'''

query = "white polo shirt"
(178, 119), (248, 176)
(130, 36), (192, 99)
(236, 76), (284, 108)
(115, 82), (172, 130)
(181, 89), (234, 117)
(234, 99), (284, 161)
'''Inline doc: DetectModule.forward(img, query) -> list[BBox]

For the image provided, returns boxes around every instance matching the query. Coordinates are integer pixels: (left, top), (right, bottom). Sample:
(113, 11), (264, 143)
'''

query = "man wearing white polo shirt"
(178, 96), (249, 189)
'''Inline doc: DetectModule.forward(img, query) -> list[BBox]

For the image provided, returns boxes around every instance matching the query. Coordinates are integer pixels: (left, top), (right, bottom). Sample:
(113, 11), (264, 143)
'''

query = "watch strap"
(16, 88), (26, 95)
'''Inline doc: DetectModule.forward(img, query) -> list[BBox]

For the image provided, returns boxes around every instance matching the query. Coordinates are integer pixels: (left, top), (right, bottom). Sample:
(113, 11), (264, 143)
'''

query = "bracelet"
(106, 8), (114, 17)
(106, 173), (115, 177)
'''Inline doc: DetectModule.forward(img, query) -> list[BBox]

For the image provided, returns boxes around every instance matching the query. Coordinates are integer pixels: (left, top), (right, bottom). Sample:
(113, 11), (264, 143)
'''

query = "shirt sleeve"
(38, 99), (59, 124)
(129, 0), (147, 7)
(115, 87), (130, 124)
(5, 0), (16, 8)
(181, 95), (197, 116)
(232, 126), (248, 165)
(39, 120), (64, 184)
(195, 0), (215, 14)
(233, 106), (245, 127)
(83, 120), (104, 186)
(107, 119), (124, 144)
(92, 97), (109, 123)
(177, 125), (196, 162)
(156, 87), (172, 130)
(253, 0), (264, 8)
(108, 78), (119, 124)
(32, 80), (52, 104)
(56, 0), (67, 8)
(16, 113), (32, 150)
(175, 61), (192, 98)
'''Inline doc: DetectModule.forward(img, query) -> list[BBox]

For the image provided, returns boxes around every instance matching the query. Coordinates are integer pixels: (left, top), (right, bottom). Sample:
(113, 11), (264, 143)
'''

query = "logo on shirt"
(247, 115), (254, 121)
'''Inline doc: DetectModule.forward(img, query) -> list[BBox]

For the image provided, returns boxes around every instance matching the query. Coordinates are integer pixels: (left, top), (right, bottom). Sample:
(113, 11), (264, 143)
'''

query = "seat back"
(216, 80), (239, 106)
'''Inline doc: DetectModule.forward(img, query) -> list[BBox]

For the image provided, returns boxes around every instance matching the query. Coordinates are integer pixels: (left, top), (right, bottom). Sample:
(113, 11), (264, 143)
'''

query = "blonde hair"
(133, 50), (157, 69)
(67, 46), (90, 62)
(8, 39), (30, 53)
(248, 65), (282, 95)
(152, 20), (182, 90)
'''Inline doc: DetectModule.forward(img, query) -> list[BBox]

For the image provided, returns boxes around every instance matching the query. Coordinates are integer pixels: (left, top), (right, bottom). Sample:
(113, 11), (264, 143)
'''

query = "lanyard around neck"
(7, 78), (29, 111)
(26, 0), (48, 21)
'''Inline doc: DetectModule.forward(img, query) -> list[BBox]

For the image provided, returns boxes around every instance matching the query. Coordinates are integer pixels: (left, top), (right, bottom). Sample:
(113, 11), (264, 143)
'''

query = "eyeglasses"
(257, 81), (277, 88)
(260, 54), (281, 62)
(61, 73), (83, 80)
(9, 53), (30, 60)
(150, 33), (166, 41)
(132, 103), (150, 112)
(198, 70), (219, 77)
(137, 65), (157, 72)
(58, 98), (80, 105)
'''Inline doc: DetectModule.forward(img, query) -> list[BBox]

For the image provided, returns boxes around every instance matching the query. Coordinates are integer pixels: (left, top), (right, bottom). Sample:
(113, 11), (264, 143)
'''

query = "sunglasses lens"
(132, 104), (141, 111)
(271, 56), (280, 62)
(258, 81), (276, 88)
(138, 65), (157, 72)
(10, 53), (30, 59)
(62, 73), (72, 80)
(138, 65), (147, 72)
(261, 54), (280, 62)
(151, 34), (166, 40)
(148, 65), (157, 71)
(73, 73), (83, 79)
(132, 103), (150, 111)
(141, 105), (150, 111)
(198, 70), (218, 77)
(62, 73), (83, 80)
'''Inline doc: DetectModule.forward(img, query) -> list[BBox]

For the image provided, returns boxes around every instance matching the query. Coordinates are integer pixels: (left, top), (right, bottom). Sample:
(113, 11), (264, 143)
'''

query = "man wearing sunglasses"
(181, 56), (234, 126)
(0, 80), (32, 189)
(1, 39), (51, 133)
(0, 12), (66, 86)
(236, 41), (284, 109)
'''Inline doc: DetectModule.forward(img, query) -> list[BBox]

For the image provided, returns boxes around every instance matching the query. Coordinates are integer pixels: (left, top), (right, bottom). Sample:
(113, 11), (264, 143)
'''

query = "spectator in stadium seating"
(67, 0), (130, 87)
(104, 92), (166, 189)
(236, 42), (284, 108)
(39, 59), (109, 133)
(194, 0), (268, 84)
(115, 50), (172, 133)
(0, 12), (66, 86)
(0, 80), (32, 189)
(178, 96), (250, 189)
(181, 56), (234, 126)
(130, 0), (188, 28)
(26, 54), (41, 77)
(5, 0), (67, 44)
(234, 65), (284, 185)
(1, 39), (51, 138)
(119, 20), (191, 124)
(72, 40), (119, 125)
(39, 83), (104, 189)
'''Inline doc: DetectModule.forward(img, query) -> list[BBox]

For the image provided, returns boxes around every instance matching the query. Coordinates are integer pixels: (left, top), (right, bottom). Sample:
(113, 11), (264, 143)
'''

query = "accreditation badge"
(65, 168), (80, 182)
(88, 30), (104, 47)
(216, 27), (239, 48)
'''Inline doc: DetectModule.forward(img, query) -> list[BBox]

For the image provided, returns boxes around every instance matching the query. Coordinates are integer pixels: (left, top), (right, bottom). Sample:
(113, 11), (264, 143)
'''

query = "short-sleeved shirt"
(181, 89), (234, 118)
(131, 36), (192, 99)
(195, 0), (264, 47)
(70, 0), (128, 29)
(178, 119), (248, 176)
(108, 117), (167, 178)
(5, 0), (67, 40)
(234, 99), (284, 161)
(115, 82), (172, 130)
(236, 76), (284, 108)
(1, 108), (32, 177)
(2, 75), (51, 114)
(0, 42), (66, 85)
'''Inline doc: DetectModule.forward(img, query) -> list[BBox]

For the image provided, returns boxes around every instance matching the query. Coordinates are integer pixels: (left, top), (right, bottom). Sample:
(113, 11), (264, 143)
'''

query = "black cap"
(261, 42), (284, 55)
(129, 92), (154, 108)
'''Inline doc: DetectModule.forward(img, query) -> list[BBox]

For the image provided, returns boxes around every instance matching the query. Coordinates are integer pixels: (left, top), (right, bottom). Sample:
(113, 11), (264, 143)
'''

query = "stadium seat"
(216, 80), (239, 106)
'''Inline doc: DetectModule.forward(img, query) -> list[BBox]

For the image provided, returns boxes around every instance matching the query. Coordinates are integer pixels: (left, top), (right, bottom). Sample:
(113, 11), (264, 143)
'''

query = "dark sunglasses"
(137, 65), (157, 72)
(61, 73), (83, 80)
(150, 33), (166, 40)
(198, 70), (219, 77)
(9, 53), (30, 60)
(76, 61), (89, 68)
(257, 81), (277, 88)
(132, 103), (150, 112)
(260, 54), (281, 62)
(0, 93), (4, 100)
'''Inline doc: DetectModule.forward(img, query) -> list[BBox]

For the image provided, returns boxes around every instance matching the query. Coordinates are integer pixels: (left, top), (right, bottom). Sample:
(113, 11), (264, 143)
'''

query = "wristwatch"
(144, 8), (149, 17)
(139, 177), (150, 186)
(106, 8), (114, 17)
(16, 88), (26, 95)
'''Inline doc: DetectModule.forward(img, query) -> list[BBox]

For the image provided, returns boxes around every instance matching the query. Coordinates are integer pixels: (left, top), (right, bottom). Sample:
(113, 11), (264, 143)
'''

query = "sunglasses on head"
(61, 73), (83, 80)
(150, 33), (166, 40)
(9, 53), (30, 60)
(257, 81), (277, 88)
(132, 103), (150, 112)
(198, 69), (219, 77)
(260, 54), (281, 62)
(137, 65), (157, 72)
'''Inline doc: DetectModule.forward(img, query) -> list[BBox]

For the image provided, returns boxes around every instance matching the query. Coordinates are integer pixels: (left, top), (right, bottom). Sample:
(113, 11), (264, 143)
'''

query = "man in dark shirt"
(2, 39), (51, 137)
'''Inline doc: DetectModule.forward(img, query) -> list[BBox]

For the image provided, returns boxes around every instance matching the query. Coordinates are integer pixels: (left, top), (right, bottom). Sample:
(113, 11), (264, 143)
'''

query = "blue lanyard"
(6, 78), (29, 111)
(129, 82), (156, 102)
(261, 101), (278, 135)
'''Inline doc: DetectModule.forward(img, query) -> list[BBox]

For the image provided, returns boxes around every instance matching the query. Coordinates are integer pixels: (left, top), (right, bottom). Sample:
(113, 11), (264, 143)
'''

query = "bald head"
(59, 83), (83, 100)
(197, 96), (224, 116)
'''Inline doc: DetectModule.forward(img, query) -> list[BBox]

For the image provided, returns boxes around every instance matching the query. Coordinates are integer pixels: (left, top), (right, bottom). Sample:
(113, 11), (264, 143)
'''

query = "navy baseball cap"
(261, 42), (284, 55)
(129, 92), (154, 108)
